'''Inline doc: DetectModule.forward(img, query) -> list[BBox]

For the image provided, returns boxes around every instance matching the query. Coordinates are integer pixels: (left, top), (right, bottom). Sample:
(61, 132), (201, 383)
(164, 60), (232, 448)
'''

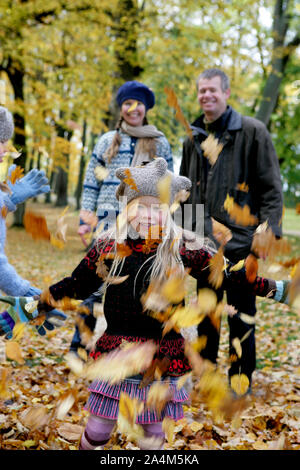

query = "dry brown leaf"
(0, 367), (11, 399)
(20, 405), (50, 431)
(57, 422), (84, 442)
(201, 134), (223, 166)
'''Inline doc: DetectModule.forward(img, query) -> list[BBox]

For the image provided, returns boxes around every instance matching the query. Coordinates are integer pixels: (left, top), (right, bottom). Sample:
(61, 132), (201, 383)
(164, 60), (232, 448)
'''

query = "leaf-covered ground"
(0, 202), (299, 451)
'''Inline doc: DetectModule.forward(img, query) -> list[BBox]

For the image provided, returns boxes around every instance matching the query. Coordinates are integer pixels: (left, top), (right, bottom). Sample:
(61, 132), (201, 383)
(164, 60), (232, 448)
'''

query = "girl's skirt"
(85, 376), (188, 424)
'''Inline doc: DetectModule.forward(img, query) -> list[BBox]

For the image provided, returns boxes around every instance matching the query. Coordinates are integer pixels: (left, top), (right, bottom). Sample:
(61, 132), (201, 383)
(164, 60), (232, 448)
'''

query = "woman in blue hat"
(78, 81), (174, 244)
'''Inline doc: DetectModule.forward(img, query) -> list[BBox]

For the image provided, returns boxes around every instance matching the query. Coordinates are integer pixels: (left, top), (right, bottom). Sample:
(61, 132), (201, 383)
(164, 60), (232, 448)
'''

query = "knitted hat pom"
(0, 106), (14, 143)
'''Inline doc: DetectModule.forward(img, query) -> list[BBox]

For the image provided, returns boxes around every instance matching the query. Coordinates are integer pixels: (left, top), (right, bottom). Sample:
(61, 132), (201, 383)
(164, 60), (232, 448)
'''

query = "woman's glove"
(7, 166), (50, 206)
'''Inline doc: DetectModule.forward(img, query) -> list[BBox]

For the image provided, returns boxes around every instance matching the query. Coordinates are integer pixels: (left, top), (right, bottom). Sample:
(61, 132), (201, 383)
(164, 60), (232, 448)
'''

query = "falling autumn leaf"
(123, 168), (138, 191)
(245, 253), (258, 283)
(157, 173), (172, 205)
(211, 218), (232, 246)
(146, 381), (173, 416)
(201, 134), (223, 166)
(23, 211), (51, 241)
(7, 165), (24, 184)
(127, 100), (138, 113)
(164, 87), (193, 139)
(232, 337), (242, 358)
(208, 247), (225, 289)
(94, 165), (109, 181)
(224, 194), (258, 226)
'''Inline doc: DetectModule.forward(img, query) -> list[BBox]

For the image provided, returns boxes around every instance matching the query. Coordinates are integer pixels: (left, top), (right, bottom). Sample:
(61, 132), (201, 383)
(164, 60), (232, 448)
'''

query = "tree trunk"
(6, 61), (27, 226)
(54, 116), (72, 207)
(255, 0), (299, 126)
(75, 120), (87, 211)
(106, 0), (144, 129)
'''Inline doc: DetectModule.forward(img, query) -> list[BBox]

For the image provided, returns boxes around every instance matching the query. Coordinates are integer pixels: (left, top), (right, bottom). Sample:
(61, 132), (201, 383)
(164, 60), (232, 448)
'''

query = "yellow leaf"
(191, 335), (207, 353)
(157, 173), (171, 205)
(232, 337), (242, 358)
(6, 341), (24, 364)
(94, 165), (109, 181)
(146, 382), (173, 416)
(127, 100), (138, 113)
(177, 372), (192, 389)
(201, 134), (223, 166)
(118, 392), (144, 441)
(0, 367), (11, 399)
(161, 276), (186, 304)
(23, 440), (36, 448)
(50, 234), (65, 250)
(230, 374), (250, 395)
(12, 322), (26, 341)
(190, 421), (204, 433)
(224, 194), (258, 226)
(162, 417), (175, 445)
(197, 288), (218, 314)
(84, 341), (157, 384)
(229, 259), (245, 271)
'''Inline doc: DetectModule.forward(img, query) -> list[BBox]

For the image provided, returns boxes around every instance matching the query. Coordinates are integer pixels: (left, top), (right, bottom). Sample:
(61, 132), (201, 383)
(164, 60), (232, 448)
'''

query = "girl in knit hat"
(37, 158), (290, 450)
(72, 81), (174, 353)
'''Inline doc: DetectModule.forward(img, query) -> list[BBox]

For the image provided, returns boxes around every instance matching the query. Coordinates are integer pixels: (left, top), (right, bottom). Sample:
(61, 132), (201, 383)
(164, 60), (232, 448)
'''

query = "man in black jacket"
(180, 68), (283, 391)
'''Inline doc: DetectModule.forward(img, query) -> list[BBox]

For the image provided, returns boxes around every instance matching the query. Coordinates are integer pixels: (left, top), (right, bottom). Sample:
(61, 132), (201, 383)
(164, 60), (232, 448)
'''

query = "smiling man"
(180, 68), (283, 392)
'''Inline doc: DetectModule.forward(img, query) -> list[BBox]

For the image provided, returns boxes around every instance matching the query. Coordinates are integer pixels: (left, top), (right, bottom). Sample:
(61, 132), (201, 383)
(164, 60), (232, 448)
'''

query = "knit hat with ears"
(115, 157), (192, 205)
(116, 81), (155, 111)
(0, 106), (14, 143)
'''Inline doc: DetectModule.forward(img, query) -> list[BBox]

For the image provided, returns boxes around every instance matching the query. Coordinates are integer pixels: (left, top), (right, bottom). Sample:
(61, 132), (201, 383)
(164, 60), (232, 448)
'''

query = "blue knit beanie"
(116, 81), (155, 111)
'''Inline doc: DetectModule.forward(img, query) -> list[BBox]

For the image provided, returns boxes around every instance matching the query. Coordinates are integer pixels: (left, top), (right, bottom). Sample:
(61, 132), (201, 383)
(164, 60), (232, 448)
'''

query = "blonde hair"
(95, 200), (214, 297)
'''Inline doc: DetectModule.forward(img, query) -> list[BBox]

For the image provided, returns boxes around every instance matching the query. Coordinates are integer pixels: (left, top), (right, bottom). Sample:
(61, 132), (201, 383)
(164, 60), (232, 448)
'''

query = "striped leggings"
(80, 414), (165, 450)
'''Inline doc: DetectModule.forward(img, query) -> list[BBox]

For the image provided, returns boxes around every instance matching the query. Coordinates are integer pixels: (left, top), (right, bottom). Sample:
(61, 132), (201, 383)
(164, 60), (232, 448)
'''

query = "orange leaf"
(224, 194), (258, 226)
(8, 166), (24, 185)
(23, 211), (51, 241)
(123, 169), (138, 191)
(6, 341), (25, 364)
(208, 247), (224, 289)
(164, 87), (193, 139)
(201, 134), (223, 166)
(245, 254), (258, 283)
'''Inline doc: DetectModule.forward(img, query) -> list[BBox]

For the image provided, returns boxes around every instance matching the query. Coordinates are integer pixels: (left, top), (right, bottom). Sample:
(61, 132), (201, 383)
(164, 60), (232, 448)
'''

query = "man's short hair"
(196, 68), (230, 92)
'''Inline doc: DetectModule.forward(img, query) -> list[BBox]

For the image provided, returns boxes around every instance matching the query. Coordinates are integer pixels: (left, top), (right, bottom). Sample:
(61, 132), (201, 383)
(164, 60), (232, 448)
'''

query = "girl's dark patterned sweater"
(48, 238), (276, 376)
